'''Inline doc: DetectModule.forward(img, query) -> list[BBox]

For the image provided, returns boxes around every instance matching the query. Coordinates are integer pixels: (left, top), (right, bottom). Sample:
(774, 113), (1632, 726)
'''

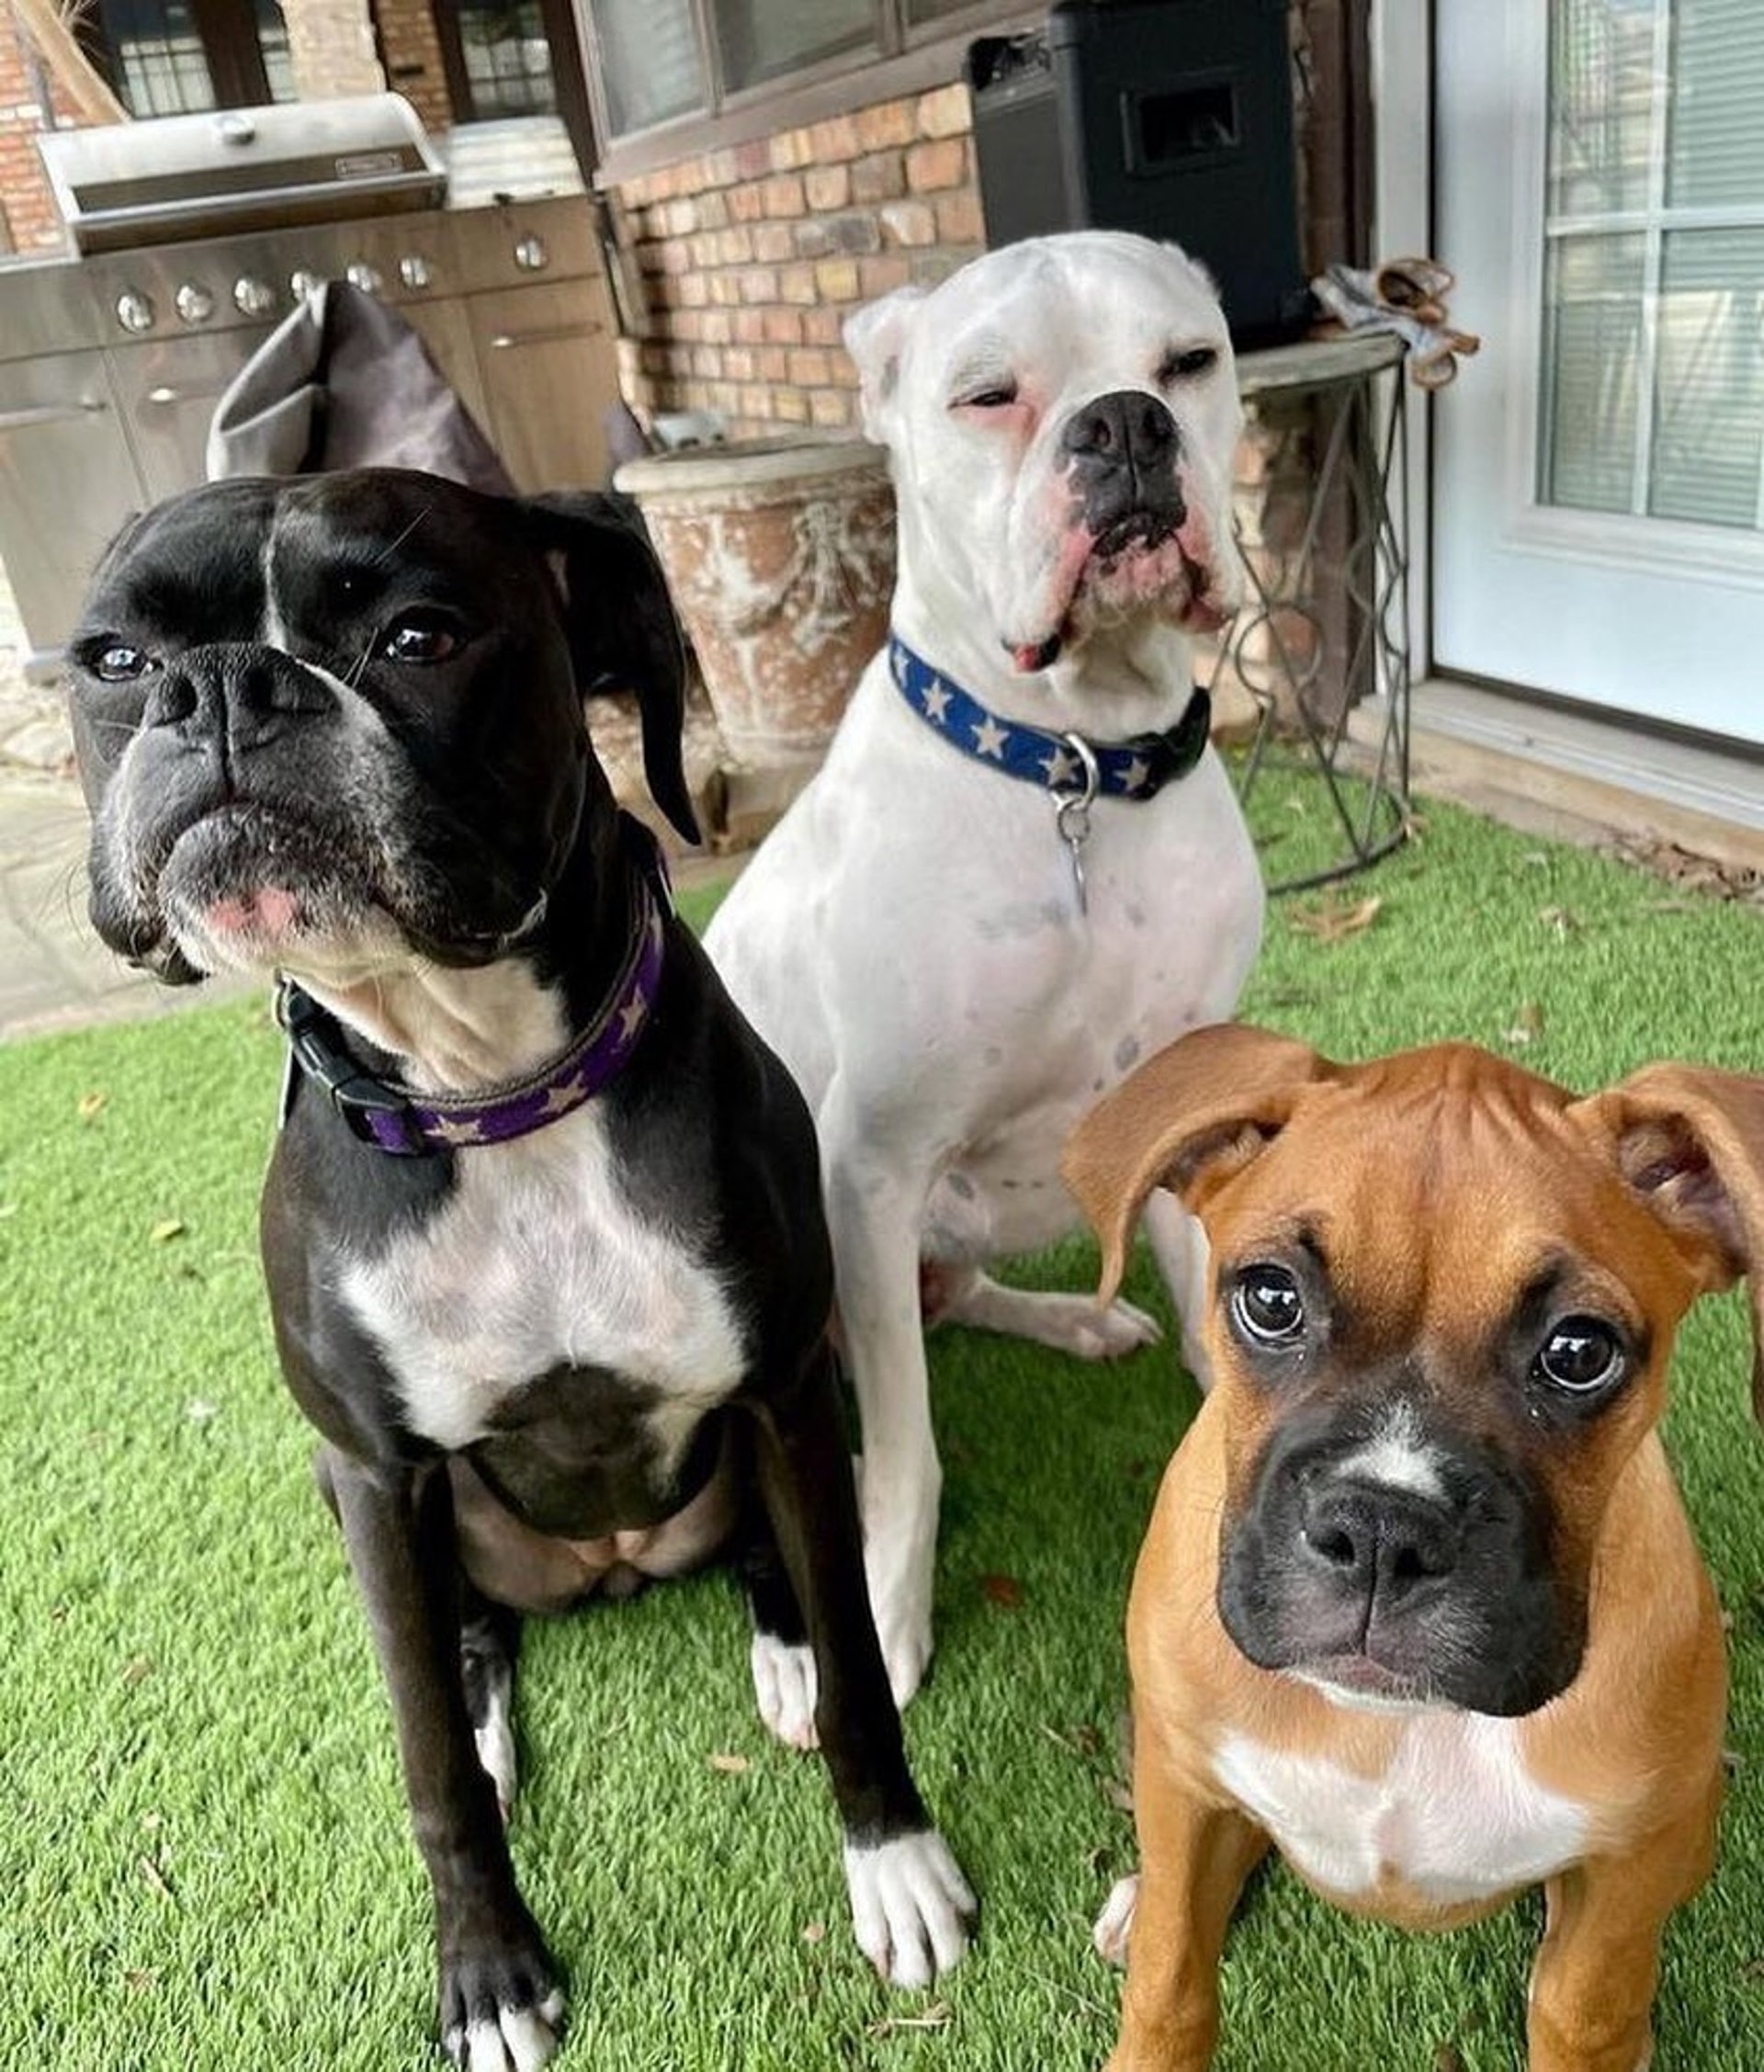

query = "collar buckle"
(275, 982), (429, 1155)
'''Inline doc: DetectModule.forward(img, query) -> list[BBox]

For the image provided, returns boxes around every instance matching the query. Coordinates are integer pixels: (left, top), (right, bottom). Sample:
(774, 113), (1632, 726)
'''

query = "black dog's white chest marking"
(337, 1104), (746, 1470)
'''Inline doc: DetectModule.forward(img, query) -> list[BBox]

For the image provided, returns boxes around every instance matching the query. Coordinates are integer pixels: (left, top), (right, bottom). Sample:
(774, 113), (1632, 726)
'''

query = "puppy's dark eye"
(1159, 345), (1219, 384)
(93, 643), (154, 682)
(954, 382), (1019, 411)
(1534, 1317), (1624, 1395)
(379, 612), (461, 664)
(1230, 1264), (1305, 1345)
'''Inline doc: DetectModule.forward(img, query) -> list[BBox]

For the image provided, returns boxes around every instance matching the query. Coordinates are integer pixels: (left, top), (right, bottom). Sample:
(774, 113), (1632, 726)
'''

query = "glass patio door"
(1432, 0), (1764, 747)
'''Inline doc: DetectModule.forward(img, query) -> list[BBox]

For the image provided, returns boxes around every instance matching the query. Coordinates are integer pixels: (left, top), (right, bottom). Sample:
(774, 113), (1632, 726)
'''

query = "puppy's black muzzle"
(1058, 389), (1187, 549)
(1217, 1408), (1582, 1716)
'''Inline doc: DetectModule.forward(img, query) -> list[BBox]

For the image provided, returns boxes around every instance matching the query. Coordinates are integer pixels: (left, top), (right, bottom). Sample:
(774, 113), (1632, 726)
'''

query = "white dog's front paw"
(1093, 1872), (1139, 1966)
(1073, 1296), (1162, 1360)
(751, 1632), (820, 1749)
(865, 1574), (934, 1712)
(844, 1829), (976, 1987)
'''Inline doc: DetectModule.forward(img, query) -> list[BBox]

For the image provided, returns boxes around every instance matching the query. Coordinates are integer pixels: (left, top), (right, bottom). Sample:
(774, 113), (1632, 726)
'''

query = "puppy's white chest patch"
(336, 1104), (746, 1464)
(1213, 1713), (1589, 1908)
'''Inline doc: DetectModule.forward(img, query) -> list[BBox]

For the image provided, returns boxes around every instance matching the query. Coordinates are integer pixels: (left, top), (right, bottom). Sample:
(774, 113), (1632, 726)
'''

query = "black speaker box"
(967, 0), (1313, 348)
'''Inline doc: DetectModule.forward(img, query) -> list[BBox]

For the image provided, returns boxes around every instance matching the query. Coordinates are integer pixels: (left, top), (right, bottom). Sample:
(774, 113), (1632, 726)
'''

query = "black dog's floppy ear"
(523, 491), (698, 843)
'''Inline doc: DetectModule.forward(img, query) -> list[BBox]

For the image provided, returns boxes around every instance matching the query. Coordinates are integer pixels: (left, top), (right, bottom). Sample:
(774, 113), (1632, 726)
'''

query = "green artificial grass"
(4, 777), (1763, 2071)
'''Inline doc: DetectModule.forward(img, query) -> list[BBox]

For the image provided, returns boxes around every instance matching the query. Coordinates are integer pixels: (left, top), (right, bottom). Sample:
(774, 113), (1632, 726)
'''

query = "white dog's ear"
(843, 285), (928, 444)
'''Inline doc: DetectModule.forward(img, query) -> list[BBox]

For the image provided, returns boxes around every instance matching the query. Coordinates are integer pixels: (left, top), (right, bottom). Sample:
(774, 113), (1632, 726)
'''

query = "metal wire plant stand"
(1212, 332), (1414, 894)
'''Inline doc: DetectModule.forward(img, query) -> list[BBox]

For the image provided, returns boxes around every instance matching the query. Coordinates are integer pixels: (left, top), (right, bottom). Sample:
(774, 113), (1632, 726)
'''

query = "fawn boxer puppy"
(1064, 1024), (1762, 2072)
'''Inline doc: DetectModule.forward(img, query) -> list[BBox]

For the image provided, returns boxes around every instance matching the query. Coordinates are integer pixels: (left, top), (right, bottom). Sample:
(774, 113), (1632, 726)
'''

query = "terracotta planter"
(615, 435), (895, 771)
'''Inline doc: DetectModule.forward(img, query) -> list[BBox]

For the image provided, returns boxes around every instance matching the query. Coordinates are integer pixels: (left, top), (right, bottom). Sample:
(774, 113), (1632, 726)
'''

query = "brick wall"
(608, 85), (984, 439)
(285, 0), (384, 102)
(0, 9), (80, 256)
(369, 0), (454, 134)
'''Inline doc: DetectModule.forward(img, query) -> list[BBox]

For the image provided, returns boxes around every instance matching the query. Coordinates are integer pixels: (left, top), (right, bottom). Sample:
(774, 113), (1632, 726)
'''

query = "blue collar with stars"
(888, 634), (1211, 801)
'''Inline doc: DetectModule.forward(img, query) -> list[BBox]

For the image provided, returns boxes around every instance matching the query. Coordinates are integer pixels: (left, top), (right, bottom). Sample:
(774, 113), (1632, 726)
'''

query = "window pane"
(1538, 232), (1645, 514)
(95, 0), (216, 117)
(1545, 0), (1657, 218)
(590, 0), (707, 135)
(1648, 228), (1764, 529)
(459, 1), (557, 119)
(907, 0), (982, 20)
(255, 0), (296, 103)
(717, 0), (875, 95)
(1666, 0), (1764, 208)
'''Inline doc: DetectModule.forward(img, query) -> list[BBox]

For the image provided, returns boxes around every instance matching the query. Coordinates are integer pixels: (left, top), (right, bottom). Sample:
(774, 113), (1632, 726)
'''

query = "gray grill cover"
(207, 281), (515, 494)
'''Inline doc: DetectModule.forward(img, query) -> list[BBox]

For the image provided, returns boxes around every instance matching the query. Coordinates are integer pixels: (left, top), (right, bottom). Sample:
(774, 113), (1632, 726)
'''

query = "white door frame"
(1370, 0), (1434, 673)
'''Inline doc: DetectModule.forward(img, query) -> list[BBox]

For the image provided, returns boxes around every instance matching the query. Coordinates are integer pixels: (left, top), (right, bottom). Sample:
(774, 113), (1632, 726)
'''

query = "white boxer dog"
(707, 232), (1265, 1718)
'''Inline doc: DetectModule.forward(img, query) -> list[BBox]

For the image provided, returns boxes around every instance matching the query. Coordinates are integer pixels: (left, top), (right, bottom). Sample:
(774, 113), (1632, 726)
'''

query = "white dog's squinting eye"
(952, 382), (1020, 412)
(1158, 346), (1220, 384)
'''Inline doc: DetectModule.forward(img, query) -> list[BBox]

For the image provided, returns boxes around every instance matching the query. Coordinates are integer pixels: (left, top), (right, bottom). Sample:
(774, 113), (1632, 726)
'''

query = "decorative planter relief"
(616, 434), (896, 771)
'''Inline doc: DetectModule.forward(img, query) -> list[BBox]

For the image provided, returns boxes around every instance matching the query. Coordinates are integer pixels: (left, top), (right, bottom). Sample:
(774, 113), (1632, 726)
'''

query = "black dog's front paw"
(438, 1926), (565, 2072)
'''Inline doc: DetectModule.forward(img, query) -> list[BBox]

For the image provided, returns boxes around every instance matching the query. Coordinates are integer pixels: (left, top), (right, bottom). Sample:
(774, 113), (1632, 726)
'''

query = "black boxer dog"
(66, 469), (974, 2070)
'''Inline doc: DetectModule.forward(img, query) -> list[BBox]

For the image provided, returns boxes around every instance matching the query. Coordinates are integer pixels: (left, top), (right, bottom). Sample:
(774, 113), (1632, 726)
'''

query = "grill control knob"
(288, 267), (322, 301)
(398, 254), (433, 290)
(513, 235), (548, 272)
(233, 276), (277, 318)
(175, 281), (215, 325)
(345, 260), (384, 296)
(115, 289), (156, 334)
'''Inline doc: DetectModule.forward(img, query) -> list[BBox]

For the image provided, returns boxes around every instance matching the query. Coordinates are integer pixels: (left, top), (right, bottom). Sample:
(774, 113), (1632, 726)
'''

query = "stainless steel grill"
(0, 100), (618, 670)
(38, 95), (446, 252)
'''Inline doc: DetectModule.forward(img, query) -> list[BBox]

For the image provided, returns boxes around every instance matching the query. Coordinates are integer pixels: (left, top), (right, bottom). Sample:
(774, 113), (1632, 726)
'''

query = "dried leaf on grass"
(707, 1751), (750, 1775)
(1501, 1001), (1545, 1047)
(137, 1854), (175, 1903)
(865, 2001), (952, 2038)
(1289, 894), (1383, 944)
(1608, 834), (1764, 905)
(980, 1573), (1023, 1609)
(1538, 905), (1583, 936)
(150, 1218), (186, 1244)
(77, 1090), (107, 1122)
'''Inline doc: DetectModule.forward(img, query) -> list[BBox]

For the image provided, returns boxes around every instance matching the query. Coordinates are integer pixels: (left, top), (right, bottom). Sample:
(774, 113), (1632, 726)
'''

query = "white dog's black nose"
(1058, 391), (1183, 536)
(1060, 390), (1180, 471)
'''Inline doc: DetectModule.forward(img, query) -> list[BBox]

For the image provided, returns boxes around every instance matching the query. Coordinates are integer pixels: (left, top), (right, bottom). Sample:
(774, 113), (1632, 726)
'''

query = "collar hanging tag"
(1050, 730), (1101, 916)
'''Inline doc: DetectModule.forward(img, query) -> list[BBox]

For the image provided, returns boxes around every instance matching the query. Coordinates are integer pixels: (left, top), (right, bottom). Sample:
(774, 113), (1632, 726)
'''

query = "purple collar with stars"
(275, 849), (667, 1158)
(889, 633), (1211, 801)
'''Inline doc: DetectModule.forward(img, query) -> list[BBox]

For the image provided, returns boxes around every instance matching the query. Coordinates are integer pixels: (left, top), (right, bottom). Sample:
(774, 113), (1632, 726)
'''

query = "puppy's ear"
(843, 285), (928, 445)
(1568, 1064), (1764, 1420)
(522, 492), (698, 844)
(1063, 1023), (1332, 1306)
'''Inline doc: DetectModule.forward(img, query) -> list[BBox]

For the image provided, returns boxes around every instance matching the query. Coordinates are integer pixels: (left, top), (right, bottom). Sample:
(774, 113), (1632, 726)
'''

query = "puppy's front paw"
(751, 1632), (820, 1749)
(439, 1936), (564, 2072)
(1093, 1872), (1139, 1967)
(843, 1829), (976, 1988)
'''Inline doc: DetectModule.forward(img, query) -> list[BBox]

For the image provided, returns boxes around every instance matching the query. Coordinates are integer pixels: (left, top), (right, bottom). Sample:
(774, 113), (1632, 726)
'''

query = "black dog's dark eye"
(379, 613), (461, 664)
(1231, 1265), (1305, 1344)
(94, 643), (153, 682)
(1534, 1317), (1624, 1395)
(1159, 345), (1219, 383)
